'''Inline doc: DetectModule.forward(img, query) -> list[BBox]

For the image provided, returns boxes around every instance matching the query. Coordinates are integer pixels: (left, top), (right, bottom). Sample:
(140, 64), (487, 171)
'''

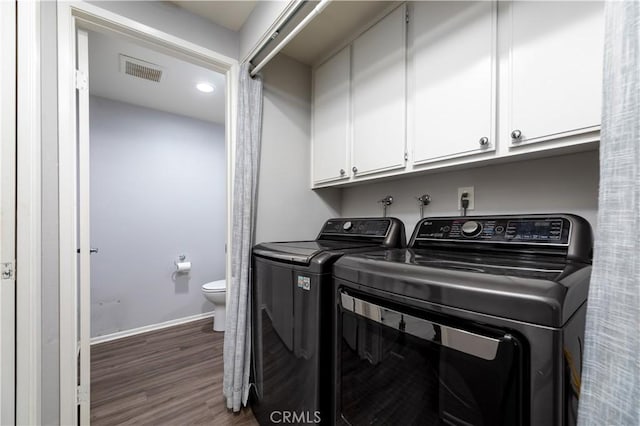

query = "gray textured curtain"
(223, 63), (263, 412)
(578, 2), (640, 425)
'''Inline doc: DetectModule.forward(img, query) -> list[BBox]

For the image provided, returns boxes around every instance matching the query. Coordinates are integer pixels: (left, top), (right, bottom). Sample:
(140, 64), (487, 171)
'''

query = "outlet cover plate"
(458, 186), (475, 210)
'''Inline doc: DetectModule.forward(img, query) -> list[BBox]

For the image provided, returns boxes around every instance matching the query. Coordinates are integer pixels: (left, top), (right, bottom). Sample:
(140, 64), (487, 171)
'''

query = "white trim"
(16, 2), (42, 425)
(70, 2), (236, 73)
(76, 28), (91, 424)
(90, 312), (215, 346)
(57, 3), (238, 424)
(0, 1), (17, 424)
(226, 62), (238, 308)
(57, 3), (78, 422)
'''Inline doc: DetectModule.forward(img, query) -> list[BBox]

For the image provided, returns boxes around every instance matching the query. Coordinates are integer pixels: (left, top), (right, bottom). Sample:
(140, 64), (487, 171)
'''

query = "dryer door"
(337, 291), (525, 426)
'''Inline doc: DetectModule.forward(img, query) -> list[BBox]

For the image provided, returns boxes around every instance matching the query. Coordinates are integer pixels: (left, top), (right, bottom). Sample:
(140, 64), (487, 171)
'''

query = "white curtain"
(578, 1), (640, 425)
(223, 63), (263, 412)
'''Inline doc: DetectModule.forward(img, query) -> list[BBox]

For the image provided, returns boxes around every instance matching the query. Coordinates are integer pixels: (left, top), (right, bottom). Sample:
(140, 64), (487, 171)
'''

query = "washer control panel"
(321, 219), (391, 237)
(414, 217), (570, 245)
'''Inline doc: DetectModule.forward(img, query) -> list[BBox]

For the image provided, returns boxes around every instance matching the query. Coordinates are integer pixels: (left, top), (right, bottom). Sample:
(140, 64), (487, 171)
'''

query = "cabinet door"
(312, 47), (350, 184)
(409, 2), (496, 164)
(507, 1), (603, 146)
(352, 5), (406, 177)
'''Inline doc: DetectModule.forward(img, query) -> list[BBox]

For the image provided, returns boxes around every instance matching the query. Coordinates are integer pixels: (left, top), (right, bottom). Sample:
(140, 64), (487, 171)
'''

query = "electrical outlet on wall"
(458, 186), (475, 210)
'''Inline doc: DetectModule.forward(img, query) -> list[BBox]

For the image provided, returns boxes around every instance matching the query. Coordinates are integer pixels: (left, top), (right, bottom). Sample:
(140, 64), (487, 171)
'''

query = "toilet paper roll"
(176, 261), (191, 272)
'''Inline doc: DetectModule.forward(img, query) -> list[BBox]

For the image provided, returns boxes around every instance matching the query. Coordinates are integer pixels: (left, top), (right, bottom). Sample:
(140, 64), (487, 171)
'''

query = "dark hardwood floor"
(91, 318), (259, 425)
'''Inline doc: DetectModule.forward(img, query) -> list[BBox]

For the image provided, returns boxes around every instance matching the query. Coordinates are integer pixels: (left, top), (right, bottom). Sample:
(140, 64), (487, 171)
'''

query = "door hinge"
(77, 386), (88, 404)
(404, 151), (408, 161)
(406, 11), (409, 23)
(1, 262), (15, 280)
(75, 70), (88, 91)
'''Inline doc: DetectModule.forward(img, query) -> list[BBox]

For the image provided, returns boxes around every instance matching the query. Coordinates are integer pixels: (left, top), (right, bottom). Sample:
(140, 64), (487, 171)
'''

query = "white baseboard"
(90, 311), (215, 345)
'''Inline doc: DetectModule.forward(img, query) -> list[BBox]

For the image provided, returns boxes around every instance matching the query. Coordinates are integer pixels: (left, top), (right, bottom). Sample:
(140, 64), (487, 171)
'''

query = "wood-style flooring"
(91, 318), (259, 425)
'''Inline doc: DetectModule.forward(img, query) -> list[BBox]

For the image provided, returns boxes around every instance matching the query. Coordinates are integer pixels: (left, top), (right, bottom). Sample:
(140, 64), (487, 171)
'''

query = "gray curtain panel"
(578, 2), (640, 425)
(223, 62), (263, 412)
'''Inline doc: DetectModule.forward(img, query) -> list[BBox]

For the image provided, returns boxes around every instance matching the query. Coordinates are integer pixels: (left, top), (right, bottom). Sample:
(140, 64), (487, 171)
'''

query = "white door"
(507, 1), (603, 146)
(0, 2), (16, 424)
(352, 5), (406, 177)
(409, 1), (496, 164)
(312, 46), (350, 184)
(76, 29), (92, 425)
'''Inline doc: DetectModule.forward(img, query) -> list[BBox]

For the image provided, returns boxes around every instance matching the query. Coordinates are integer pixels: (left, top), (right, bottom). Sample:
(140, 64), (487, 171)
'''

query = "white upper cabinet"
(351, 5), (406, 177)
(312, 46), (351, 184)
(308, 1), (603, 188)
(409, 1), (496, 164)
(505, 1), (604, 146)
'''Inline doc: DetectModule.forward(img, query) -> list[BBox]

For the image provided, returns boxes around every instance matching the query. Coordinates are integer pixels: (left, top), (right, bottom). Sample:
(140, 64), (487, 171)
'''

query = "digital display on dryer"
(505, 220), (563, 241)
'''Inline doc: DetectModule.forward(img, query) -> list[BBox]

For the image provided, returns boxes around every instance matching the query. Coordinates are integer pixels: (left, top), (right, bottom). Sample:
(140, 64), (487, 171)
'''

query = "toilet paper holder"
(175, 255), (191, 273)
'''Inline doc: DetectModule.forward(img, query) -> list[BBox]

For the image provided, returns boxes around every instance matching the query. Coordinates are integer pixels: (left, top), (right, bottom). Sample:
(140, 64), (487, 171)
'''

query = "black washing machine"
(251, 217), (406, 425)
(333, 214), (592, 426)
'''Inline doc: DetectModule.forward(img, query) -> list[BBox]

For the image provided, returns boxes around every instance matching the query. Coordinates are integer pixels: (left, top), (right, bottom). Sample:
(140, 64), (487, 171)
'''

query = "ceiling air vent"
(119, 54), (163, 82)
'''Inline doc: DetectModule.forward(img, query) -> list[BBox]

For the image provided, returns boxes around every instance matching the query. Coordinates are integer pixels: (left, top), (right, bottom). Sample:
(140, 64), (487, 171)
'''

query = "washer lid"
(333, 248), (592, 327)
(253, 240), (379, 265)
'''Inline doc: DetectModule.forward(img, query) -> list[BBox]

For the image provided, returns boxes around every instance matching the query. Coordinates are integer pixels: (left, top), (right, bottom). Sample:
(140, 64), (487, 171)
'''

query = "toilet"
(201, 279), (226, 332)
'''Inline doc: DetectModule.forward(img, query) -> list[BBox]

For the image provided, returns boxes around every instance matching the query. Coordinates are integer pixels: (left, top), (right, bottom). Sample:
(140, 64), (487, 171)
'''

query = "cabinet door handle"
(479, 137), (489, 146)
(352, 166), (358, 173)
(511, 129), (522, 140)
(340, 169), (345, 176)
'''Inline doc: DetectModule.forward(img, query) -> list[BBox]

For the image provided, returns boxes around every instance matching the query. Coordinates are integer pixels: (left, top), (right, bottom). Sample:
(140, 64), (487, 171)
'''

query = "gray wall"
(341, 150), (600, 233)
(89, 1), (239, 60)
(89, 96), (225, 337)
(256, 54), (341, 243)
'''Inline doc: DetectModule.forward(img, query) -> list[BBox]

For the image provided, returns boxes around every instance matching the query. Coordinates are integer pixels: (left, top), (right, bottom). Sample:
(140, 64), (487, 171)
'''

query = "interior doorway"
(57, 3), (238, 424)
(84, 29), (227, 341)
(78, 26), (229, 423)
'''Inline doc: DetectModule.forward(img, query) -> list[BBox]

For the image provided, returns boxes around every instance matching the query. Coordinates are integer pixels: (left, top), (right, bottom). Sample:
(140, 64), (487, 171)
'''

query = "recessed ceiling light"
(196, 82), (215, 93)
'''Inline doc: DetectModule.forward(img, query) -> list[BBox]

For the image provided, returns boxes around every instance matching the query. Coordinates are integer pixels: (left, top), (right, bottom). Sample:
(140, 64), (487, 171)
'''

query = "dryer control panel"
(321, 219), (391, 237)
(414, 216), (571, 245)
(317, 217), (406, 248)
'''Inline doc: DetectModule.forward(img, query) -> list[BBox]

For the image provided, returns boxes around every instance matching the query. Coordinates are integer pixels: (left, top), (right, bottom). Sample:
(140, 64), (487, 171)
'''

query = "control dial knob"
(461, 220), (482, 238)
(343, 221), (353, 231)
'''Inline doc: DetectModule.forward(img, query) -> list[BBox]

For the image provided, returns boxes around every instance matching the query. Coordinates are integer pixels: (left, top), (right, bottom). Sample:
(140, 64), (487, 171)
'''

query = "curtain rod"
(245, 0), (304, 65)
(250, 0), (332, 77)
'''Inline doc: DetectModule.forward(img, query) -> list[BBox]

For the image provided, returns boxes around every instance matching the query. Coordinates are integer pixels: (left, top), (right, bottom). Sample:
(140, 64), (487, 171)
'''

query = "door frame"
(57, 2), (238, 424)
(0, 1), (17, 424)
(16, 1), (42, 425)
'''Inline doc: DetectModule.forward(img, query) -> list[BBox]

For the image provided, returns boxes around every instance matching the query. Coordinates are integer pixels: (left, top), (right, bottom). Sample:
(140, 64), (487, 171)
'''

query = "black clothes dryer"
(333, 214), (592, 426)
(251, 217), (406, 425)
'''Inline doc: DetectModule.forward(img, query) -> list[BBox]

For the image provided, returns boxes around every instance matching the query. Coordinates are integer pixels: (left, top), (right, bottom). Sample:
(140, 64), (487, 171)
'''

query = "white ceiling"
(88, 30), (226, 124)
(170, 1), (257, 31)
(281, 1), (396, 65)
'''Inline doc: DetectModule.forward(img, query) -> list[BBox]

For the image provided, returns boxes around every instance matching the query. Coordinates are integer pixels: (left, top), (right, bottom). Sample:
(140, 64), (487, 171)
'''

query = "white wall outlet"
(458, 186), (475, 210)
